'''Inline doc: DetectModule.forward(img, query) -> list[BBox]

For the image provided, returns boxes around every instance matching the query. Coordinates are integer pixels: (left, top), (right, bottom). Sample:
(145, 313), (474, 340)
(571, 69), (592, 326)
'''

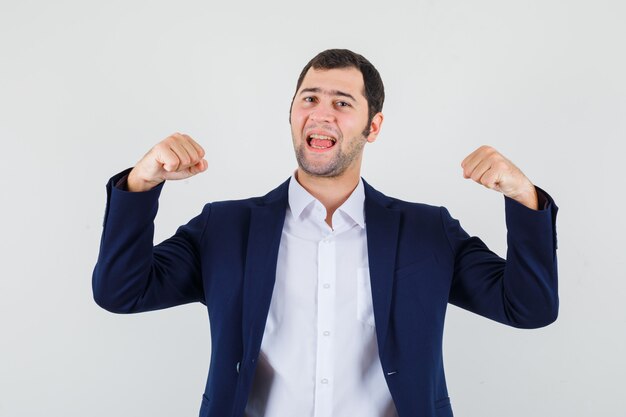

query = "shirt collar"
(288, 171), (366, 229)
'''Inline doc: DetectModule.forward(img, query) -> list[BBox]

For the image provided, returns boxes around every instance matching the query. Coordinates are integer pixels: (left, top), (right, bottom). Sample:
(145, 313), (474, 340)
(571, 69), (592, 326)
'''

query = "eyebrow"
(299, 87), (357, 102)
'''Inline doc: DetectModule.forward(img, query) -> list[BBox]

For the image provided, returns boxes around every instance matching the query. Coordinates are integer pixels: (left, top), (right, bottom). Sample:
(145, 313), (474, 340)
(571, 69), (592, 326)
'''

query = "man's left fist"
(461, 145), (538, 210)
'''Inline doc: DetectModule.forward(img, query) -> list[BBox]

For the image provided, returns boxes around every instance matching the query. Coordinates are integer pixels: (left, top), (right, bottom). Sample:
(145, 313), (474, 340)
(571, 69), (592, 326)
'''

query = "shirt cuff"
(536, 187), (549, 210)
(115, 174), (130, 191)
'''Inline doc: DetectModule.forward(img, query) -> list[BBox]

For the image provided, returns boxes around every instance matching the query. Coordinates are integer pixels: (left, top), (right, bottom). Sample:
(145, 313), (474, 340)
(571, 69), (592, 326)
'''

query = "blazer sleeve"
(442, 187), (559, 329)
(92, 169), (209, 314)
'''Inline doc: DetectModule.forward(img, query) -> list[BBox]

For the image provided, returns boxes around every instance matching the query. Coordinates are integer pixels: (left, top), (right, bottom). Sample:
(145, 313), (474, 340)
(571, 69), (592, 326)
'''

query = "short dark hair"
(290, 49), (385, 131)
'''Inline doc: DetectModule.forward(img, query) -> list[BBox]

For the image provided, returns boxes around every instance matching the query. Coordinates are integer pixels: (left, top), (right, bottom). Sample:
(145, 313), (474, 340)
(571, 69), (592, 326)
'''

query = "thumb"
(188, 159), (208, 176)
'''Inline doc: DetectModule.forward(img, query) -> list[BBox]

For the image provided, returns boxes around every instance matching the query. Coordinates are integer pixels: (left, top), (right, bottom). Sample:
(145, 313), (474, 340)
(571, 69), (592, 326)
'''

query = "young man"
(93, 49), (558, 417)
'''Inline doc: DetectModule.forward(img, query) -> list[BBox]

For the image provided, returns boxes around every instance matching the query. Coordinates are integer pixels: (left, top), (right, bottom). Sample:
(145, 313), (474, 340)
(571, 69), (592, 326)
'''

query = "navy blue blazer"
(93, 169), (559, 417)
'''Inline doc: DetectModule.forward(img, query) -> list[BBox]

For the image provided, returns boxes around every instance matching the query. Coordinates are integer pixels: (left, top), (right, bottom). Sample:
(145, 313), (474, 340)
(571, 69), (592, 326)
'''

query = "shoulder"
(362, 180), (455, 253)
(205, 177), (291, 213)
(362, 178), (444, 217)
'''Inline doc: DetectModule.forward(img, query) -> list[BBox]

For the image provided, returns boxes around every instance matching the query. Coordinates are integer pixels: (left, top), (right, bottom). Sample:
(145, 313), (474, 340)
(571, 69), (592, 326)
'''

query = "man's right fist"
(127, 133), (208, 192)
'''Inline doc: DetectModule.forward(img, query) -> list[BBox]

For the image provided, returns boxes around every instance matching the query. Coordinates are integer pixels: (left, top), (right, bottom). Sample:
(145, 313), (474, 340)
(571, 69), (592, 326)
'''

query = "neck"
(295, 166), (361, 228)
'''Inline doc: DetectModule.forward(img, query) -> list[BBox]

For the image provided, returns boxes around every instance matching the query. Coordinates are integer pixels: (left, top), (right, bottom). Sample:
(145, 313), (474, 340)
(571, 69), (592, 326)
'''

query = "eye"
(335, 101), (351, 108)
(303, 96), (315, 103)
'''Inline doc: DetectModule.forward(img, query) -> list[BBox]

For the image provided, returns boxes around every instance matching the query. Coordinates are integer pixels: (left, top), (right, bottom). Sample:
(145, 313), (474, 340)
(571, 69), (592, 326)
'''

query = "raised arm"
(92, 133), (210, 313)
(445, 145), (559, 328)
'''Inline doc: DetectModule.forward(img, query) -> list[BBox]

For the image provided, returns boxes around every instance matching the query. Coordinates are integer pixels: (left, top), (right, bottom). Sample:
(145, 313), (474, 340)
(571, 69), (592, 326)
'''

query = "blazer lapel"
(240, 178), (400, 363)
(363, 180), (401, 355)
(241, 179), (290, 361)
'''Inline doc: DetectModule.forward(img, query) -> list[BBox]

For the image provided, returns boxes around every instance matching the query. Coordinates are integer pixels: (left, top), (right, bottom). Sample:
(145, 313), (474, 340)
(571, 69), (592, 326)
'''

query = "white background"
(1, 1), (624, 416)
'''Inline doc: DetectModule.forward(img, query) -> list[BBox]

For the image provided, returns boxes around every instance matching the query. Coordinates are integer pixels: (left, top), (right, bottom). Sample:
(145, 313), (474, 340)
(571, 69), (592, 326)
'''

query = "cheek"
(290, 109), (307, 130)
(289, 115), (304, 142)
(337, 114), (364, 136)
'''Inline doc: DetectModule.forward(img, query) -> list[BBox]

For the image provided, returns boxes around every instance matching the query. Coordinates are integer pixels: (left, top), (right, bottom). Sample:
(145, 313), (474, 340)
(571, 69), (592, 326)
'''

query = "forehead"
(299, 67), (366, 99)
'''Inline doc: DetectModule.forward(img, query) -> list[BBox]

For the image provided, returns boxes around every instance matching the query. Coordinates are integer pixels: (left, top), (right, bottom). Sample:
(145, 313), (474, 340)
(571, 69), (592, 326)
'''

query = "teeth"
(308, 133), (336, 142)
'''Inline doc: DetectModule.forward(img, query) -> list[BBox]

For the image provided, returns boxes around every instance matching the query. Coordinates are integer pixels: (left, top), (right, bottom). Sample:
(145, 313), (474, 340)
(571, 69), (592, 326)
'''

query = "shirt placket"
(314, 228), (336, 417)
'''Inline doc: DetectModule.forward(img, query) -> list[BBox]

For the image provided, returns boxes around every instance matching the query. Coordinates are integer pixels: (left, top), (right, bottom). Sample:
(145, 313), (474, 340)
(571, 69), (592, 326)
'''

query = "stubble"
(293, 132), (368, 178)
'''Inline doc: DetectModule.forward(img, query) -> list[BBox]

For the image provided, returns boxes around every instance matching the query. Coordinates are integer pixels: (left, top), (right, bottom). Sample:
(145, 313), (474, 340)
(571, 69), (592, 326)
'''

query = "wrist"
(509, 185), (538, 210)
(127, 168), (162, 192)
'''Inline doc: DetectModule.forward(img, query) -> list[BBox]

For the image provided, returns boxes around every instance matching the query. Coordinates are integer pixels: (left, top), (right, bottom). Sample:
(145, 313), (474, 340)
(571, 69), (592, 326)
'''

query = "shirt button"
(321, 378), (329, 384)
(323, 331), (330, 336)
(323, 283), (330, 289)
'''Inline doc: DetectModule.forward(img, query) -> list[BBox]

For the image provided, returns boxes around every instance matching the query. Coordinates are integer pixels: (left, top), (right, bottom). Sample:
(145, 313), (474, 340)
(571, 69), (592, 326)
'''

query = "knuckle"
(169, 133), (184, 143)
(494, 161), (508, 171)
(163, 136), (177, 146)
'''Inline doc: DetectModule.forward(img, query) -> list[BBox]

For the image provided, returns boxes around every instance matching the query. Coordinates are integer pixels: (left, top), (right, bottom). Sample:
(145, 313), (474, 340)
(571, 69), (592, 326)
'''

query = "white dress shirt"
(245, 174), (398, 417)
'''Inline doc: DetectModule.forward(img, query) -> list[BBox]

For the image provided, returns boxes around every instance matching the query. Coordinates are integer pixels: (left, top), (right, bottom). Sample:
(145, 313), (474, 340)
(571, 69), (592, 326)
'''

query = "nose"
(308, 103), (336, 123)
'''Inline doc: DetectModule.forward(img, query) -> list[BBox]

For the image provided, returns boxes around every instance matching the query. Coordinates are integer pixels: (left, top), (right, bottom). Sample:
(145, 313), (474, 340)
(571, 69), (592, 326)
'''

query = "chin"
(299, 162), (347, 178)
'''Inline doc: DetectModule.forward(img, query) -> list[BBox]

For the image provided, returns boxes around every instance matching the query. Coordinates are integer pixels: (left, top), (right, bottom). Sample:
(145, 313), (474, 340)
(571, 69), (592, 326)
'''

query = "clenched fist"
(127, 133), (208, 192)
(461, 145), (538, 210)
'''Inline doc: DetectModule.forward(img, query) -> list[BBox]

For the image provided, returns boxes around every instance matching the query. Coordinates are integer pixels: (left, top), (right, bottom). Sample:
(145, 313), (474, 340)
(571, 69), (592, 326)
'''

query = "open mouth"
(306, 133), (337, 150)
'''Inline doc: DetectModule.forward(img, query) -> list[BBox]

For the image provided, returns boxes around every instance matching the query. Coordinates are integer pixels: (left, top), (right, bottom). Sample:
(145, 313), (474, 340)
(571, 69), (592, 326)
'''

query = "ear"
(366, 112), (384, 143)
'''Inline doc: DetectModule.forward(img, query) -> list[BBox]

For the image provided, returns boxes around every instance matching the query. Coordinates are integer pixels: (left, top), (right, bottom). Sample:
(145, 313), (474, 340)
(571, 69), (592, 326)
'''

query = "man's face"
(290, 67), (381, 178)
